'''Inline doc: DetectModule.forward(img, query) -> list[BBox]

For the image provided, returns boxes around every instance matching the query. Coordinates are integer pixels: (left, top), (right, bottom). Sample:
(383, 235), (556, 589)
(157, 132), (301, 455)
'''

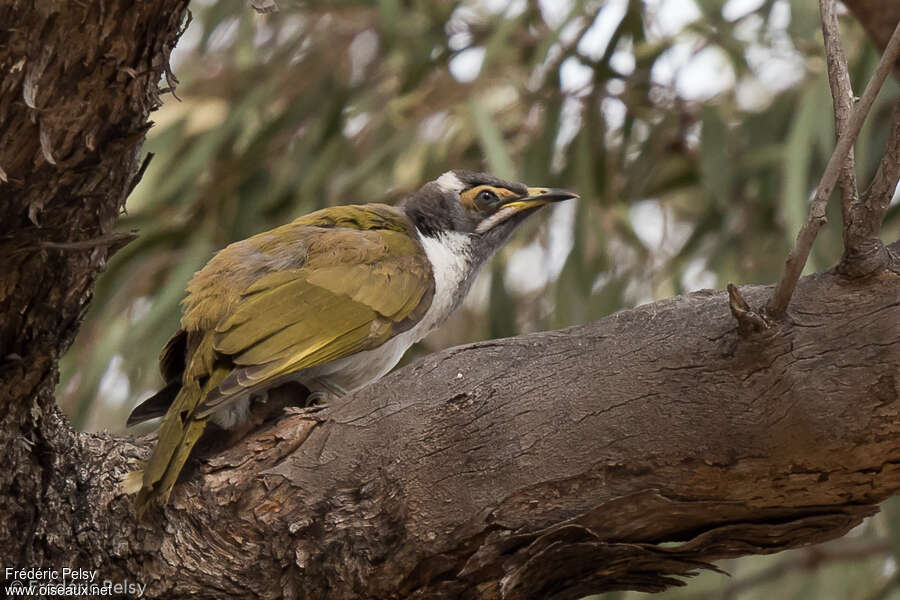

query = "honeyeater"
(126, 170), (577, 514)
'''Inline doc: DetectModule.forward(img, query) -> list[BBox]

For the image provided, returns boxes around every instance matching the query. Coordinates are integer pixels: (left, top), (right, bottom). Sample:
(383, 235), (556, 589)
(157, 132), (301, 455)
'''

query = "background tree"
(1, 0), (898, 598)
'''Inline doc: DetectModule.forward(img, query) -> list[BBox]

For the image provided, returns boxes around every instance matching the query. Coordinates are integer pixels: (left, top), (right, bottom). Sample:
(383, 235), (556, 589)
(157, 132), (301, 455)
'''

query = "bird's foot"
(283, 391), (330, 417)
(283, 405), (329, 419)
(306, 391), (329, 408)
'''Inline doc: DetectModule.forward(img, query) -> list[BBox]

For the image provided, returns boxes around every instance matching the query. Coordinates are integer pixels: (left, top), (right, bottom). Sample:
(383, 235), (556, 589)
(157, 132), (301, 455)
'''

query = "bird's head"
(401, 170), (577, 265)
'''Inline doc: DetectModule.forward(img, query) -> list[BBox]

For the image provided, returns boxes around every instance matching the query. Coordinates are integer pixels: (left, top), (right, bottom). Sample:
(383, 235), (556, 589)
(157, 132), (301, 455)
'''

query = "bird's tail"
(133, 380), (209, 517)
(119, 468), (144, 495)
(126, 381), (181, 427)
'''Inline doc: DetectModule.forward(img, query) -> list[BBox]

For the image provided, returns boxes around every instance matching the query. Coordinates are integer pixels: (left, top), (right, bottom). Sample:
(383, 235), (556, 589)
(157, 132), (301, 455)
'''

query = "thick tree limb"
(8, 253), (895, 599)
(765, 19), (900, 319)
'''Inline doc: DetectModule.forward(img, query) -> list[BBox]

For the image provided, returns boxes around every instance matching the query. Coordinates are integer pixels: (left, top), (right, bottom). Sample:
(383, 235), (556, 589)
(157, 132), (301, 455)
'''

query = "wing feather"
(136, 204), (434, 512)
(193, 224), (434, 417)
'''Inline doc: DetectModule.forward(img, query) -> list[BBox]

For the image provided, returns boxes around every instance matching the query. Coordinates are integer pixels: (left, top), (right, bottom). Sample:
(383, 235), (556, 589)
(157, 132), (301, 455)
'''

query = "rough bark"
(0, 0), (189, 574)
(1, 1), (899, 600)
(5, 256), (899, 599)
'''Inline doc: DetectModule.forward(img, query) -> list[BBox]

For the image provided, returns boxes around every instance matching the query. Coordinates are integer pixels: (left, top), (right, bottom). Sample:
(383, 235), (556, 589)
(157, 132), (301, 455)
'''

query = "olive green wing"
(193, 228), (433, 417)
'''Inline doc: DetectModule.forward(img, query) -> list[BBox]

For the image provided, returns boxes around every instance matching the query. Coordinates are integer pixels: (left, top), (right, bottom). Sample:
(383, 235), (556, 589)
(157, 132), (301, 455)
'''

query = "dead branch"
(726, 283), (769, 335)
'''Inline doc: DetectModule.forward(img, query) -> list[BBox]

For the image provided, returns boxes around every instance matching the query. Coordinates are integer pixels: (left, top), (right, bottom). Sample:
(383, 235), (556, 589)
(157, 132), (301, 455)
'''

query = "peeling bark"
(0, 0), (189, 576)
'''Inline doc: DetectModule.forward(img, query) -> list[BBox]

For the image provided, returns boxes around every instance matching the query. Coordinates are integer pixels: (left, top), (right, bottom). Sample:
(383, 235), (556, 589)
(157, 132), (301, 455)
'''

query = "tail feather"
(126, 381), (181, 427)
(119, 469), (144, 495)
(133, 419), (207, 517)
(133, 361), (230, 517)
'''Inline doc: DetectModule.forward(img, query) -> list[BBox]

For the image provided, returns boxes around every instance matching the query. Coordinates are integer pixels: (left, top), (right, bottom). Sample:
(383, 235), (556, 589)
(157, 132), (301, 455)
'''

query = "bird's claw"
(283, 392), (330, 417)
(306, 391), (328, 407)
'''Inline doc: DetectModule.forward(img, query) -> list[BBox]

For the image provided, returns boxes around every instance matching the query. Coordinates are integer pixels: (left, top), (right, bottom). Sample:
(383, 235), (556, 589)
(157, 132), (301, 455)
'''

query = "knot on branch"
(727, 284), (771, 335)
(838, 238), (890, 278)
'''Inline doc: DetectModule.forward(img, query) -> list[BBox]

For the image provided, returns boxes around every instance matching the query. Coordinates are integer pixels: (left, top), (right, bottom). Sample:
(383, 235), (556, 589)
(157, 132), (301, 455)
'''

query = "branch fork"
(729, 4), (900, 331)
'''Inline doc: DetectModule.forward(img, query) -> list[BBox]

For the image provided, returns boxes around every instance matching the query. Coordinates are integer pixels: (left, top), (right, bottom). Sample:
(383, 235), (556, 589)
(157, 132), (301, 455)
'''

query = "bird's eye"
(474, 189), (499, 211)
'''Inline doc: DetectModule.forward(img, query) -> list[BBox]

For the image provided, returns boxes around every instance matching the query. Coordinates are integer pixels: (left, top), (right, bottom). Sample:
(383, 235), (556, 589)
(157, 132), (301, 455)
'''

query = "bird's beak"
(501, 187), (579, 212)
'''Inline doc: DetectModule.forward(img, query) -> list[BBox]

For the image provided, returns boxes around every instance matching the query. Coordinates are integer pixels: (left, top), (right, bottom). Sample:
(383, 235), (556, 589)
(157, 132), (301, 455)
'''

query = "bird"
(126, 169), (577, 514)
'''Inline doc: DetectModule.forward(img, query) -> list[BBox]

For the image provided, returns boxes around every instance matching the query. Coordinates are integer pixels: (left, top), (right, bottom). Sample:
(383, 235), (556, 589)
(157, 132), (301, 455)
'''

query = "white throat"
(418, 229), (473, 324)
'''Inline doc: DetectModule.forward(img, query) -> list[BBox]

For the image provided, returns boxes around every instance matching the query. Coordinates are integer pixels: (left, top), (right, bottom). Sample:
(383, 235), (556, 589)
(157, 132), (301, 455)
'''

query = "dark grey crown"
(452, 170), (527, 195)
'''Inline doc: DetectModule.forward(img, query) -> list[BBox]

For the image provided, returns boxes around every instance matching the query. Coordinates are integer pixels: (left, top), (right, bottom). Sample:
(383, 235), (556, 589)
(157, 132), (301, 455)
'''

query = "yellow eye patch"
(459, 185), (519, 210)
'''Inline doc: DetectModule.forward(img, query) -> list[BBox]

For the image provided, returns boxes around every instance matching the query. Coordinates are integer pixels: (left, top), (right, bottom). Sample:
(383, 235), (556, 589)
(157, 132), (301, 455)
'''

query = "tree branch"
(819, 0), (859, 225)
(765, 19), (900, 319)
(0, 0), (190, 585)
(863, 100), (900, 226)
(840, 100), (900, 276)
(2, 2), (900, 599)
(18, 254), (896, 599)
(818, 1), (900, 278)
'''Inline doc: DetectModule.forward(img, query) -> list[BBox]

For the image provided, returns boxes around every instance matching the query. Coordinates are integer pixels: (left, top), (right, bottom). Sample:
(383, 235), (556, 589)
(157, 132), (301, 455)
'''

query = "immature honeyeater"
(127, 170), (577, 514)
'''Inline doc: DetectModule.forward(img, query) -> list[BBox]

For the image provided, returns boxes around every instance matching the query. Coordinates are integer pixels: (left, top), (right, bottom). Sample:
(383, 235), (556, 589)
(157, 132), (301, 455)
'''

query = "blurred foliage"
(59, 0), (899, 595)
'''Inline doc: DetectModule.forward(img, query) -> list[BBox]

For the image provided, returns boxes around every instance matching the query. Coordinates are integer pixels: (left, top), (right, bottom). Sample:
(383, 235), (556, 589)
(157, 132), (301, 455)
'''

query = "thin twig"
(854, 101), (900, 243)
(766, 20), (900, 320)
(126, 152), (154, 200)
(819, 0), (858, 224)
(840, 100), (900, 276)
(39, 230), (138, 251)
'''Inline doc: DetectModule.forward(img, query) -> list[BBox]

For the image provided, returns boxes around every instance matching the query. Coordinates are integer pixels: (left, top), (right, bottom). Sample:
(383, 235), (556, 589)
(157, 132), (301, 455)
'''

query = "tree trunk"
(0, 0), (189, 574)
(0, 2), (898, 600)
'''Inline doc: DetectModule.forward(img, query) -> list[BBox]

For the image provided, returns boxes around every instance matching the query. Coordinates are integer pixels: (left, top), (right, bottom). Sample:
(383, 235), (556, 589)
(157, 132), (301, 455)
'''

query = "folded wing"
(195, 227), (433, 416)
